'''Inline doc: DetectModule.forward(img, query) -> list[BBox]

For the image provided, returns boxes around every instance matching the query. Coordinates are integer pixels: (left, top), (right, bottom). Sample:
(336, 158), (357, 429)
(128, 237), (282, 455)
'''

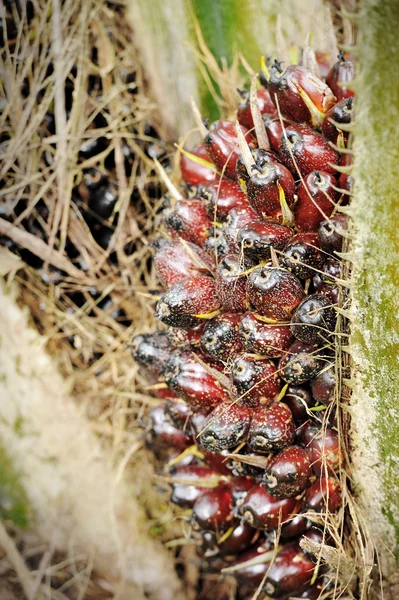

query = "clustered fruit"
(133, 51), (353, 599)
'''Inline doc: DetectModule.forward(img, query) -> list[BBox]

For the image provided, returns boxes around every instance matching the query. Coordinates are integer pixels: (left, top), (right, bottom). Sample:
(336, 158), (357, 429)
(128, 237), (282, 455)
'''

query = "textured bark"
(350, 0), (399, 594)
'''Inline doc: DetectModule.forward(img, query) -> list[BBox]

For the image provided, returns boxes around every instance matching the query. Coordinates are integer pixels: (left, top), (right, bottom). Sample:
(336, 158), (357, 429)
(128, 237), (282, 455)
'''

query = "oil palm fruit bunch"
(132, 51), (353, 598)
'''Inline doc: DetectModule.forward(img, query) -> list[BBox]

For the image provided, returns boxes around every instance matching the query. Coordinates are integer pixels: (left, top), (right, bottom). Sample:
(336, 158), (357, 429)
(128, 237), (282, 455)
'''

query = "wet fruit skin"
(295, 171), (338, 232)
(147, 405), (191, 449)
(247, 266), (305, 321)
(215, 254), (251, 313)
(222, 206), (259, 253)
(165, 399), (193, 429)
(204, 120), (252, 180)
(200, 312), (243, 361)
(200, 448), (232, 476)
(167, 324), (205, 349)
(326, 55), (355, 101)
(281, 233), (325, 280)
(306, 477), (342, 513)
(156, 275), (221, 329)
(279, 340), (323, 385)
(280, 513), (310, 540)
(230, 538), (274, 587)
(230, 355), (281, 409)
(312, 258), (341, 304)
(268, 63), (336, 126)
(264, 115), (285, 152)
(236, 148), (279, 184)
(169, 465), (220, 508)
(199, 402), (252, 451)
(131, 331), (172, 376)
(282, 385), (315, 424)
(322, 96), (354, 145)
(262, 445), (312, 498)
(246, 160), (296, 222)
(154, 239), (214, 288)
(162, 351), (229, 412)
(318, 214), (348, 254)
(162, 199), (212, 246)
(237, 87), (277, 130)
(311, 366), (335, 404)
(201, 521), (258, 557)
(237, 221), (293, 262)
(199, 180), (249, 220)
(263, 543), (314, 598)
(239, 312), (294, 358)
(248, 402), (296, 454)
(306, 427), (343, 476)
(180, 143), (219, 186)
(278, 124), (339, 177)
(238, 483), (300, 531)
(290, 293), (337, 345)
(192, 483), (234, 532)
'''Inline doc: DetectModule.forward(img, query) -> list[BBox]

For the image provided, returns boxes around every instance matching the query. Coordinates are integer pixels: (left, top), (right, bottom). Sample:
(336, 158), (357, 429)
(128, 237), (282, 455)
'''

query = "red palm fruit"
(215, 254), (251, 312)
(199, 180), (249, 220)
(201, 448), (232, 476)
(264, 115), (284, 152)
(200, 312), (243, 361)
(192, 483), (234, 532)
(318, 214), (348, 253)
(263, 543), (314, 598)
(237, 221), (293, 261)
(167, 324), (205, 349)
(315, 52), (330, 79)
(131, 331), (172, 376)
(151, 385), (181, 402)
(228, 447), (269, 478)
(147, 405), (191, 449)
(290, 294), (337, 345)
(263, 445), (312, 498)
(162, 351), (229, 411)
(162, 199), (212, 246)
(217, 521), (259, 555)
(238, 484), (300, 530)
(189, 411), (209, 436)
(246, 160), (296, 222)
(306, 477), (342, 512)
(268, 62), (336, 126)
(156, 275), (220, 329)
(322, 96), (354, 145)
(247, 266), (304, 320)
(199, 402), (252, 451)
(230, 538), (274, 587)
(165, 399), (192, 429)
(307, 428), (343, 475)
(204, 228), (230, 258)
(169, 465), (220, 508)
(278, 124), (339, 176)
(281, 233), (325, 280)
(248, 402), (296, 454)
(204, 120), (251, 180)
(339, 171), (354, 196)
(312, 258), (341, 304)
(239, 312), (293, 357)
(282, 385), (315, 424)
(222, 206), (260, 253)
(296, 421), (321, 447)
(236, 148), (279, 183)
(180, 143), (219, 186)
(295, 171), (338, 232)
(237, 88), (277, 129)
(230, 476), (257, 504)
(279, 340), (323, 385)
(154, 239), (214, 288)
(326, 54), (355, 101)
(311, 366), (335, 404)
(300, 527), (329, 555)
(230, 355), (281, 409)
(280, 513), (310, 540)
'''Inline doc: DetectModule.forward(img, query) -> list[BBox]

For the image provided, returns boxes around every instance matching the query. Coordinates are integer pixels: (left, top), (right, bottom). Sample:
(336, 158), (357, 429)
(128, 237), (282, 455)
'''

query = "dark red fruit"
(291, 294), (337, 345)
(204, 229), (230, 257)
(162, 351), (229, 411)
(280, 513), (310, 540)
(228, 447), (269, 478)
(315, 52), (330, 79)
(165, 399), (193, 429)
(147, 405), (191, 449)
(239, 312), (294, 357)
(247, 160), (296, 222)
(300, 527), (327, 555)
(167, 325), (205, 349)
(217, 521), (259, 555)
(296, 421), (321, 448)
(339, 171), (354, 196)
(200, 312), (242, 361)
(281, 233), (325, 280)
(264, 115), (284, 152)
(162, 199), (212, 246)
(222, 206), (259, 253)
(279, 340), (323, 385)
(263, 543), (314, 598)
(268, 62), (336, 127)
(215, 254), (251, 312)
(306, 477), (342, 513)
(237, 88), (276, 130)
(295, 171), (338, 232)
(279, 124), (339, 176)
(312, 258), (341, 303)
(199, 180), (249, 220)
(311, 366), (335, 404)
(238, 484), (300, 530)
(230, 355), (281, 409)
(326, 54), (355, 101)
(322, 96), (354, 145)
(204, 120), (251, 180)
(248, 402), (295, 454)
(154, 239), (214, 288)
(247, 266), (304, 320)
(180, 143), (219, 186)
(131, 331), (172, 375)
(236, 148), (278, 183)
(282, 385), (315, 424)
(230, 476), (256, 504)
(262, 445), (312, 498)
(199, 402), (252, 451)
(237, 221), (293, 261)
(318, 214), (348, 253)
(156, 275), (221, 329)
(307, 427), (343, 475)
(230, 538), (274, 587)
(169, 465), (220, 508)
(192, 483), (234, 532)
